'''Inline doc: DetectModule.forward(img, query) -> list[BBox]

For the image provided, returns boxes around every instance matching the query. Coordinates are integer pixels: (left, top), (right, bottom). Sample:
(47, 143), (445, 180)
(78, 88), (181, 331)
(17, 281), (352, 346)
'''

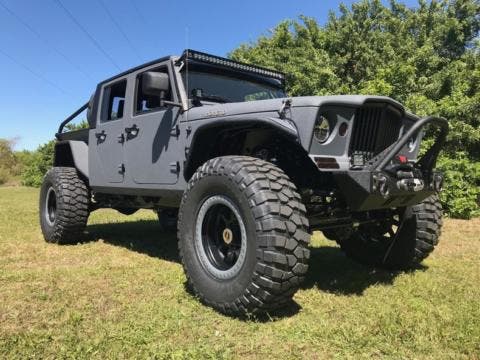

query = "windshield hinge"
(278, 98), (292, 119)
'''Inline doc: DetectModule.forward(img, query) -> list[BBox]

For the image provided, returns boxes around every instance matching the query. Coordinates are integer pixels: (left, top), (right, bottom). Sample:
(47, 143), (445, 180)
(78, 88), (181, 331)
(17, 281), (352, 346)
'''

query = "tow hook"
(372, 173), (389, 197)
(397, 178), (424, 192)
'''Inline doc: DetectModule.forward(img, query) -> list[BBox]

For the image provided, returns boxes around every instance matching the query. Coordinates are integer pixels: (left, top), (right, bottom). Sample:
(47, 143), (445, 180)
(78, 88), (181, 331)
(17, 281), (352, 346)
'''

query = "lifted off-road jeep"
(40, 50), (447, 315)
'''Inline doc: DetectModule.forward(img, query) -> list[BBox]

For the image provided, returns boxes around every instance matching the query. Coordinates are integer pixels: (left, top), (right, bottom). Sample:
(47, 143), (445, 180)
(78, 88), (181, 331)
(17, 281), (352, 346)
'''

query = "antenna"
(185, 26), (189, 122)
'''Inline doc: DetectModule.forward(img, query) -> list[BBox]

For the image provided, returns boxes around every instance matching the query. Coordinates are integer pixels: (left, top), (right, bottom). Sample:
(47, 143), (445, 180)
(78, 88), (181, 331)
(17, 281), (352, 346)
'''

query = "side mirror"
(141, 71), (183, 110)
(142, 72), (170, 97)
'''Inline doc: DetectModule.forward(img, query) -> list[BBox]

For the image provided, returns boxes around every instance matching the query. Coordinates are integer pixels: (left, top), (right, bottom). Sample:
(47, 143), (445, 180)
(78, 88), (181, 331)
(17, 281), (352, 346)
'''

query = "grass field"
(0, 187), (479, 359)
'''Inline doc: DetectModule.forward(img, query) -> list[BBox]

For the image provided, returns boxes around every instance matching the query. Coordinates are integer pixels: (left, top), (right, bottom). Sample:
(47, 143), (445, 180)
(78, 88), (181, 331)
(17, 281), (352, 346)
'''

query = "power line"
(53, 0), (121, 71)
(128, 0), (147, 24)
(127, 0), (163, 55)
(97, 0), (143, 62)
(0, 47), (70, 95)
(0, 1), (92, 80)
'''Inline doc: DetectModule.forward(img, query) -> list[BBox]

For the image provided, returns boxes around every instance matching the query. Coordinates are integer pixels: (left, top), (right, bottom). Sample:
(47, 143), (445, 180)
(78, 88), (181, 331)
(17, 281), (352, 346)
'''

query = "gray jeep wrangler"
(40, 50), (447, 315)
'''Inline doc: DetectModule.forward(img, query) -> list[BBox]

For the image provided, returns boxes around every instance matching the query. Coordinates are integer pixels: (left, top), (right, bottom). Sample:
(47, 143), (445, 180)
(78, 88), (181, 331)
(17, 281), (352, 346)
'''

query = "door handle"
(95, 131), (106, 142)
(125, 124), (139, 139)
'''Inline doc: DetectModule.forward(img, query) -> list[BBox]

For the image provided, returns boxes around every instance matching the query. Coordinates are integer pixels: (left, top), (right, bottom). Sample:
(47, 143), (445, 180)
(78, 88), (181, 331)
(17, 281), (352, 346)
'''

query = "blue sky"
(0, 0), (418, 150)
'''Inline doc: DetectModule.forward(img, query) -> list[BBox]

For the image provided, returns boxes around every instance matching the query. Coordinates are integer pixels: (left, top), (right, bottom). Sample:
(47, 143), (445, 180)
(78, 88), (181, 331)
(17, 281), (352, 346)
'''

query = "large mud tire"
(338, 195), (443, 269)
(39, 167), (90, 244)
(178, 156), (310, 315)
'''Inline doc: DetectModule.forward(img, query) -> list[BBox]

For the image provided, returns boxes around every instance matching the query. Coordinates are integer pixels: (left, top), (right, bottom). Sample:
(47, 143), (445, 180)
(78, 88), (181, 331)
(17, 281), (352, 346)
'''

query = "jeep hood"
(186, 95), (405, 121)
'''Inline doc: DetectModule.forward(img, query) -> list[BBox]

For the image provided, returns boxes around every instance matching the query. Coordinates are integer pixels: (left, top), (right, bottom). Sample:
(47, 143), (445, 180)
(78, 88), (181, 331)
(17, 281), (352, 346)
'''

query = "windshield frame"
(178, 61), (286, 104)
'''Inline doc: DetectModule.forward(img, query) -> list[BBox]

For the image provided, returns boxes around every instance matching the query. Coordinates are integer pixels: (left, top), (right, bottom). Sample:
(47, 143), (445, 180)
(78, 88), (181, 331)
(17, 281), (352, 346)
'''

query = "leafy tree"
(64, 119), (89, 131)
(230, 0), (479, 218)
(21, 140), (55, 187)
(0, 139), (17, 184)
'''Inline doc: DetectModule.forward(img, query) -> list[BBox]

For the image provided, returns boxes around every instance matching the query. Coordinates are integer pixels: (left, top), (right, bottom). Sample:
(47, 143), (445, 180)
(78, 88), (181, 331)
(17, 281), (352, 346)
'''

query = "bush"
(0, 167), (10, 185)
(0, 138), (22, 185)
(21, 140), (55, 187)
(437, 154), (480, 219)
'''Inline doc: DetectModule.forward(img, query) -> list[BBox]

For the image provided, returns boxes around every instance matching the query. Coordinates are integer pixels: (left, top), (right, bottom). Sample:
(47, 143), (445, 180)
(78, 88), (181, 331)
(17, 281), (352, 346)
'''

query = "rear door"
(123, 63), (183, 185)
(89, 78), (128, 184)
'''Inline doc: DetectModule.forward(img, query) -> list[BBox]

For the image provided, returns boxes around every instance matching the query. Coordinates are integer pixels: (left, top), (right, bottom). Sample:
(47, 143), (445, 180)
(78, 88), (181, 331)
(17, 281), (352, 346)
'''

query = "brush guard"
(334, 116), (448, 211)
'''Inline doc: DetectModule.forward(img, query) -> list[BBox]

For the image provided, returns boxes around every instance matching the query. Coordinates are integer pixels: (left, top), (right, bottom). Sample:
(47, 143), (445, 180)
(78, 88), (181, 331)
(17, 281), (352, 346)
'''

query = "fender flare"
(183, 116), (300, 178)
(191, 115), (299, 139)
(54, 141), (89, 179)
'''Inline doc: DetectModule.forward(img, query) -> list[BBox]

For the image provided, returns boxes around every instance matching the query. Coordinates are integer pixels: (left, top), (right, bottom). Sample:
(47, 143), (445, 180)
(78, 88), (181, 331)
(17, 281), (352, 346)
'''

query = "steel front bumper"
(334, 116), (448, 211)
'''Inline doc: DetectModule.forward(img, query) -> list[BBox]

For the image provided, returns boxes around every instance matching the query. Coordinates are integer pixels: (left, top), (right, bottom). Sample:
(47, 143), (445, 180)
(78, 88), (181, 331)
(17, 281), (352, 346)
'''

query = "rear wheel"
(39, 167), (90, 244)
(178, 156), (310, 316)
(337, 195), (442, 269)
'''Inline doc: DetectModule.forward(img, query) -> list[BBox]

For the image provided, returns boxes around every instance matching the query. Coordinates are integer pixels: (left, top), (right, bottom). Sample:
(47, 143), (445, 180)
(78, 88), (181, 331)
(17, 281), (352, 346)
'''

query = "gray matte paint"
(68, 141), (89, 178)
(88, 75), (128, 185)
(55, 140), (89, 178)
(68, 55), (422, 207)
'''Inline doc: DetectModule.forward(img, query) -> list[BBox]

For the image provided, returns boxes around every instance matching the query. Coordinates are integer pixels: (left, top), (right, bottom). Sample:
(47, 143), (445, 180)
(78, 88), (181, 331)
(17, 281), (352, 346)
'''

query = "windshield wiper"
(196, 94), (231, 103)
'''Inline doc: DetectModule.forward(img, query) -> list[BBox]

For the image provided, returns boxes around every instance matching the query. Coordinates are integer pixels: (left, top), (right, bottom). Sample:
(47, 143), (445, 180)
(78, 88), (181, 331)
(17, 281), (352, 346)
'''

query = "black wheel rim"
(194, 195), (247, 279)
(355, 208), (406, 263)
(45, 187), (57, 225)
(202, 203), (242, 270)
(357, 208), (403, 243)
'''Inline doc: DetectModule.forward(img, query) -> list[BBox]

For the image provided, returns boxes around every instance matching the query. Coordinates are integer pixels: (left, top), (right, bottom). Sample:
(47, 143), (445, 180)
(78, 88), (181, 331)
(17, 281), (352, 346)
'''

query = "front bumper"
(333, 116), (448, 211)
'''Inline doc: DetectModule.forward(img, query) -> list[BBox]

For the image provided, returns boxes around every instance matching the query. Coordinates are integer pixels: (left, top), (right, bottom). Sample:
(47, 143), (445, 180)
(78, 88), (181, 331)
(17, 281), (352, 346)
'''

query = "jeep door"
(88, 78), (128, 185)
(123, 63), (183, 185)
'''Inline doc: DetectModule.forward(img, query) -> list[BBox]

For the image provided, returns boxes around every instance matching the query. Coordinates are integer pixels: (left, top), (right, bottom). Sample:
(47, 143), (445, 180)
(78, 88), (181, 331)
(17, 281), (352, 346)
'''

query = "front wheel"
(338, 195), (443, 269)
(178, 156), (310, 316)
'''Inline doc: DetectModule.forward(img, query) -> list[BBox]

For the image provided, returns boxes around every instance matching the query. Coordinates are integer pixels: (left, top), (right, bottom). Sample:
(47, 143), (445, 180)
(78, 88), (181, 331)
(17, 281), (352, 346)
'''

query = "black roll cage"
(56, 101), (89, 138)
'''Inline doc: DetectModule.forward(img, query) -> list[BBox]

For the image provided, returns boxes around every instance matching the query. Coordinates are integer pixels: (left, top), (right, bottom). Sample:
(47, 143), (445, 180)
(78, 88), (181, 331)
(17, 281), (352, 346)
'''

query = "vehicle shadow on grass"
(303, 245), (427, 295)
(85, 220), (180, 263)
(83, 220), (302, 320)
(82, 221), (427, 320)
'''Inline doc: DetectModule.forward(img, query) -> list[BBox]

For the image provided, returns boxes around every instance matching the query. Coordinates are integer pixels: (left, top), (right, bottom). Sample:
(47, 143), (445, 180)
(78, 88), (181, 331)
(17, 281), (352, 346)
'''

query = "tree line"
(0, 122), (84, 188)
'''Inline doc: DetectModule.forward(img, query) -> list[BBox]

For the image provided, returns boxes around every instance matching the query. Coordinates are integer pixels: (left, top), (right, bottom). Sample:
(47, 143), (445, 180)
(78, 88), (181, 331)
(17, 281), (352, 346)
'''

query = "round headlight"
(314, 115), (330, 143)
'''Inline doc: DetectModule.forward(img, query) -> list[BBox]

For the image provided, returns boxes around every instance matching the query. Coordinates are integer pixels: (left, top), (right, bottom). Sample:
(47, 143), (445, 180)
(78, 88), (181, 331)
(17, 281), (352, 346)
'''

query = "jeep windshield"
(181, 68), (286, 103)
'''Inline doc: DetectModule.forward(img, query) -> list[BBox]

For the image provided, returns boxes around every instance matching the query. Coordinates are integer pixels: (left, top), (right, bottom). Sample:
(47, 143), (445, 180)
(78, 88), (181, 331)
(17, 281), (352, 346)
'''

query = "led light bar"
(182, 49), (286, 82)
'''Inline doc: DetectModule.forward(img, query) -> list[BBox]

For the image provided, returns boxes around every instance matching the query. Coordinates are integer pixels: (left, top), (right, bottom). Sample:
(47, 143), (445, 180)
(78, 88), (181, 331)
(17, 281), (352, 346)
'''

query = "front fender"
(183, 116), (300, 179)
(191, 114), (299, 139)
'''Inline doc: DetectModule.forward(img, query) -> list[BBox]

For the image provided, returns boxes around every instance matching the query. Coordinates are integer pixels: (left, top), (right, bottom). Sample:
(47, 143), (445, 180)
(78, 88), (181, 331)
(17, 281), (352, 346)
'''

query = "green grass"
(0, 187), (479, 359)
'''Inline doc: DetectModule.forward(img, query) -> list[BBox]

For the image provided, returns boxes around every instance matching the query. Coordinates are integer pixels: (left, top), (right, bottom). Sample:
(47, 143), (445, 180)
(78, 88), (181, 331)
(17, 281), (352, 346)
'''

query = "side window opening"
(135, 68), (172, 114)
(102, 80), (127, 122)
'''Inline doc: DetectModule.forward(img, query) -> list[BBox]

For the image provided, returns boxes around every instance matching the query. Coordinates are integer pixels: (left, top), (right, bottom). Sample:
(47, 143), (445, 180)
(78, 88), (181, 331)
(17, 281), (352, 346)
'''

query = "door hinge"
(95, 130), (106, 143)
(170, 161), (180, 174)
(170, 124), (180, 137)
(118, 163), (125, 174)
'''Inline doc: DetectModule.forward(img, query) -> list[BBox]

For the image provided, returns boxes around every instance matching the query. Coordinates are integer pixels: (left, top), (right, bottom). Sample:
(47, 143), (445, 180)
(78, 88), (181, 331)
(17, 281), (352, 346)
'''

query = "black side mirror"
(141, 71), (183, 110)
(142, 72), (170, 97)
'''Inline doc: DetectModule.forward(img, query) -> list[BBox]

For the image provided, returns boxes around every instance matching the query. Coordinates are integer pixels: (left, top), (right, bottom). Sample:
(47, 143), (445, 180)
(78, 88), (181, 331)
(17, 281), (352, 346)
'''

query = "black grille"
(349, 105), (402, 161)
